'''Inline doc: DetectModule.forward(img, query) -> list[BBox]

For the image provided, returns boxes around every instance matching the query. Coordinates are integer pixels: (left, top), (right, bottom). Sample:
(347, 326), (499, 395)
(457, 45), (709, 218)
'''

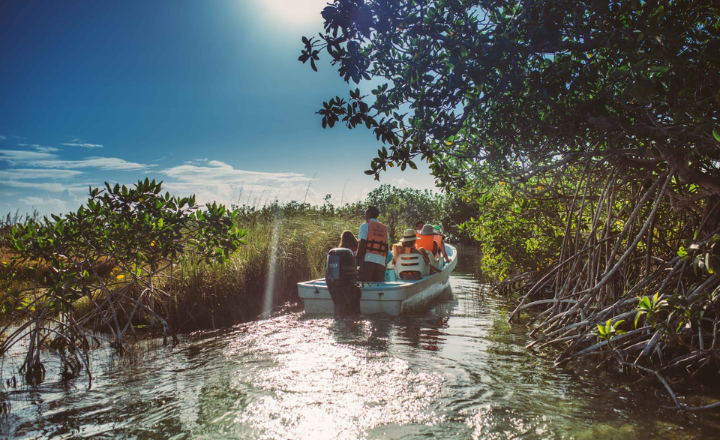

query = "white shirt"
(358, 218), (386, 266)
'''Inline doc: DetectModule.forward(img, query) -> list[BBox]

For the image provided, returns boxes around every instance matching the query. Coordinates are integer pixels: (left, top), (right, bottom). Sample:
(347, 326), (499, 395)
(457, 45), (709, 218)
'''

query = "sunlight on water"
(3, 259), (719, 439)
(225, 315), (444, 439)
(461, 406), (551, 440)
(263, 211), (281, 314)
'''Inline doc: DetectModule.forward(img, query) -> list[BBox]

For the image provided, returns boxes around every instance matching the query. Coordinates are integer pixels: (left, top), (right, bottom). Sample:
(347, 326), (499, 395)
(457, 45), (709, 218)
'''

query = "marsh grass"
(169, 213), (357, 331)
(0, 206), (360, 334)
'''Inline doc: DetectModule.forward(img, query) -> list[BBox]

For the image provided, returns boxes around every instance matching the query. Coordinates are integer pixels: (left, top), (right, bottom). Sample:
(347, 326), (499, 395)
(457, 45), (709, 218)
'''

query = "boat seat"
(395, 253), (429, 280)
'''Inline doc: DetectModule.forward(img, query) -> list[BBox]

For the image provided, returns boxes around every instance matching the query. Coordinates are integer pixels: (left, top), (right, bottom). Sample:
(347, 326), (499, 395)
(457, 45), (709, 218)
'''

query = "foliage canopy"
(301, 0), (720, 196)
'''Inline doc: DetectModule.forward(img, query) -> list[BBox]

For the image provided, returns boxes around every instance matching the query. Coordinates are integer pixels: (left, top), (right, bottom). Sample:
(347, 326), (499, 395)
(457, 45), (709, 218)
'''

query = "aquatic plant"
(0, 179), (245, 384)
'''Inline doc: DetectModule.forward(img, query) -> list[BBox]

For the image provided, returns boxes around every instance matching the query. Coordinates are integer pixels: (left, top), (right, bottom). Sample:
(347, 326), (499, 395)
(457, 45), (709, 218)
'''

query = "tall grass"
(0, 198), (361, 384)
(169, 212), (358, 331)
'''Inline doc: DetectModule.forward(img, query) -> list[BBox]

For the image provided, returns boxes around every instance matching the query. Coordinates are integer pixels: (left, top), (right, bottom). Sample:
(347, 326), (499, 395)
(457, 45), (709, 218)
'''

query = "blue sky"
(0, 0), (436, 216)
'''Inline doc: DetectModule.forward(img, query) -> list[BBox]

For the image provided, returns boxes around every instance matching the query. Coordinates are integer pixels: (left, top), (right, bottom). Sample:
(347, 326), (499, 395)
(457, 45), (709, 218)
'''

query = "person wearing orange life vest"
(433, 225), (451, 263)
(356, 205), (389, 282)
(392, 229), (433, 280)
(415, 224), (439, 256)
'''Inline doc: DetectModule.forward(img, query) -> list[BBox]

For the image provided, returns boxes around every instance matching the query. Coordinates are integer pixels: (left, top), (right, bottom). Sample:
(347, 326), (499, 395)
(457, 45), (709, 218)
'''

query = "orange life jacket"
(393, 243), (415, 261)
(364, 221), (388, 257)
(415, 234), (436, 255)
(433, 235), (443, 254)
(396, 245), (413, 255)
(394, 244), (423, 279)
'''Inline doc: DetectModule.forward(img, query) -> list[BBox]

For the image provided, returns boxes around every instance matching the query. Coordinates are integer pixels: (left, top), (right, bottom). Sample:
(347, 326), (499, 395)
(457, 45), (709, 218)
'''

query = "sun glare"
(249, 0), (328, 30)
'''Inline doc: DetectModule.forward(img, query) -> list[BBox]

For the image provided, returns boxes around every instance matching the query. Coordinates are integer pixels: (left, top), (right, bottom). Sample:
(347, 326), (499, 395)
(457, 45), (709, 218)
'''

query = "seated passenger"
(392, 229), (435, 280)
(338, 230), (358, 252)
(338, 230), (361, 308)
(384, 248), (396, 281)
(415, 224), (439, 256)
(432, 225), (451, 263)
(415, 220), (425, 235)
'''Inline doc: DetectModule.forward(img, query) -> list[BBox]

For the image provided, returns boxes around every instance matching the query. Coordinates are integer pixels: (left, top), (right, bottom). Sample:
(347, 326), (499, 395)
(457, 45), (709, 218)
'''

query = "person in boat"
(356, 205), (389, 282)
(384, 246), (396, 281)
(337, 229), (362, 312)
(416, 224), (439, 256)
(392, 229), (436, 279)
(433, 225), (451, 263)
(415, 220), (425, 234)
(392, 229), (430, 265)
(416, 224), (444, 271)
(338, 230), (359, 252)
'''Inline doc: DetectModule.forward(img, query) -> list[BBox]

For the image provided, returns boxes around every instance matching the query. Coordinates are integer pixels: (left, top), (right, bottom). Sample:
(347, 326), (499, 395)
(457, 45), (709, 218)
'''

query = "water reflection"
(1, 251), (719, 438)
(224, 314), (445, 439)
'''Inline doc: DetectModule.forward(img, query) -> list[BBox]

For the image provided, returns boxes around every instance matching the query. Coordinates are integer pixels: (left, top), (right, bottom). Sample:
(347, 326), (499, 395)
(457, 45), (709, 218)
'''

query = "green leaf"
(597, 323), (606, 334)
(713, 128), (720, 142)
(639, 296), (651, 310)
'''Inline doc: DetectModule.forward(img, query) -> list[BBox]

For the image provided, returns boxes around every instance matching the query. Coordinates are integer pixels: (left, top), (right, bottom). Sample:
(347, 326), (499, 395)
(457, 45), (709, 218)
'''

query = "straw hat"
(400, 228), (417, 243)
(420, 224), (435, 235)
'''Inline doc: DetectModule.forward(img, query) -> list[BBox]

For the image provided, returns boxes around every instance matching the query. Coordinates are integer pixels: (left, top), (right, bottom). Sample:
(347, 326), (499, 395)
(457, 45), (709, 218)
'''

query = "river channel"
(2, 250), (719, 439)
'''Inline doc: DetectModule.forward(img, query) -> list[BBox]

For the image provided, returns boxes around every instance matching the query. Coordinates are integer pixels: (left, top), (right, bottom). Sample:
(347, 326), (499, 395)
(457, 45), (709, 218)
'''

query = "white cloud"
(0, 149), (149, 171)
(0, 149), (56, 164)
(0, 135), (6, 141)
(18, 143), (60, 153)
(34, 146), (60, 153)
(61, 142), (104, 148)
(18, 189), (85, 214)
(162, 160), (311, 185)
(0, 169), (83, 180)
(0, 179), (86, 193)
(390, 178), (419, 189)
(162, 180), (323, 208)
(359, 187), (371, 203)
(183, 158), (209, 165)
(48, 157), (149, 171)
(160, 160), (320, 207)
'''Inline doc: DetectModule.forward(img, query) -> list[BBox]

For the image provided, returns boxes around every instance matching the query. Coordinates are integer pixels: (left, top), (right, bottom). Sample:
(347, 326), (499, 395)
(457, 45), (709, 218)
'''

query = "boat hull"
(297, 245), (457, 316)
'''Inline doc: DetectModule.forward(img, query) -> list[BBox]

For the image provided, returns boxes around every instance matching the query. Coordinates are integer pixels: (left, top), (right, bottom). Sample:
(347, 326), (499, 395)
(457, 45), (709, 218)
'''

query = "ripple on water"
(3, 270), (720, 439)
(222, 314), (445, 439)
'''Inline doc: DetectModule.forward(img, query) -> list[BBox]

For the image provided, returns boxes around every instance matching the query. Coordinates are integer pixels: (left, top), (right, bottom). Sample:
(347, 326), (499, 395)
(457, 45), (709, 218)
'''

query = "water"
(2, 251), (719, 439)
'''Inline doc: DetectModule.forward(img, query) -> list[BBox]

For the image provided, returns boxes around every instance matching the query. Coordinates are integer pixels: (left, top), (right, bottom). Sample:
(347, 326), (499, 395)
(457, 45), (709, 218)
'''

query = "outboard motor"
(325, 248), (359, 316)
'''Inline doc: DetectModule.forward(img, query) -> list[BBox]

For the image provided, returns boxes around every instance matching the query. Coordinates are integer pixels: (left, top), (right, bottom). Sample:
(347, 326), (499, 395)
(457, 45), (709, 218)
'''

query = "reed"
(169, 213), (358, 331)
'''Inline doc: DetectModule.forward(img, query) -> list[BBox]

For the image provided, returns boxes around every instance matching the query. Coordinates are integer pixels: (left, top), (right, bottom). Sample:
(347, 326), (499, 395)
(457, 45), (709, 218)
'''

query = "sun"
(249, 0), (329, 30)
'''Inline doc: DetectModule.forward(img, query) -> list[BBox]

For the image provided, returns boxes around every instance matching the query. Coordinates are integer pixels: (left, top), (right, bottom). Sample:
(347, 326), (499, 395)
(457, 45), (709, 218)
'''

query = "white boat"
(297, 244), (458, 316)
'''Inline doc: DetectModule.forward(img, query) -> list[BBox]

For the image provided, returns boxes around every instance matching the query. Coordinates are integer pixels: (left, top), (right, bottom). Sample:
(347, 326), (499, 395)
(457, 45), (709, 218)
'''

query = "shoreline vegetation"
(2, 177), (719, 410)
(0, 180), (463, 385)
(295, 0), (720, 412)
